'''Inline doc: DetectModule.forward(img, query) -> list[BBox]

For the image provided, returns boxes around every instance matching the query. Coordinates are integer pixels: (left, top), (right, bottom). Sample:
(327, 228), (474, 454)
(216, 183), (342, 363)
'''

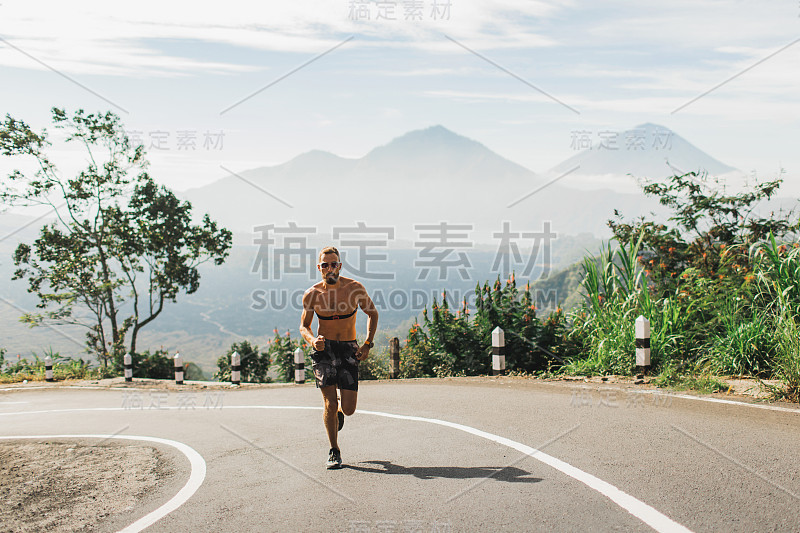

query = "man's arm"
(300, 289), (325, 350)
(355, 285), (379, 360)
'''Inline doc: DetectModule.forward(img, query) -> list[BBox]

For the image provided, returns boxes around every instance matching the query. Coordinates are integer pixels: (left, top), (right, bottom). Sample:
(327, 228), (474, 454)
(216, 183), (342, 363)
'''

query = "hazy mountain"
(548, 123), (744, 193)
(0, 124), (764, 371)
(181, 125), (667, 243)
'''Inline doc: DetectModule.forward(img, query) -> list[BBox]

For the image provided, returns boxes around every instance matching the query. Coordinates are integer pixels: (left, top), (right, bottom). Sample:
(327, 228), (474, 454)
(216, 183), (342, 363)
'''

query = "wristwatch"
(364, 341), (374, 348)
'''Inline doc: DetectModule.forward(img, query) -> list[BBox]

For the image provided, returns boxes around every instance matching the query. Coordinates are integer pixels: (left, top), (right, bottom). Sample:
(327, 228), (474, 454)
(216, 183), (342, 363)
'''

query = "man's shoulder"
(339, 277), (363, 289)
(303, 283), (325, 297)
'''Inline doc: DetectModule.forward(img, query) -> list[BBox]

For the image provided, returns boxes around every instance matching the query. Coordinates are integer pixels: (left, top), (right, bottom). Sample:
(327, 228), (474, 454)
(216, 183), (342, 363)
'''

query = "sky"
(0, 0), (799, 194)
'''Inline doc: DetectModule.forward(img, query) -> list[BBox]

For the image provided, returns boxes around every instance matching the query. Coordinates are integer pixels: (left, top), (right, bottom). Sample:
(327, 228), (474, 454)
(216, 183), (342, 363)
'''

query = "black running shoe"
(338, 410), (345, 431)
(326, 448), (342, 469)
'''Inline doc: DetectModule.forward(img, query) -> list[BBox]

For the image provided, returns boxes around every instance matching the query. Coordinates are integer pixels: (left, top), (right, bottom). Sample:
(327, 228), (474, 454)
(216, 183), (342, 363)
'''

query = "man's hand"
(356, 343), (371, 361)
(313, 335), (326, 351)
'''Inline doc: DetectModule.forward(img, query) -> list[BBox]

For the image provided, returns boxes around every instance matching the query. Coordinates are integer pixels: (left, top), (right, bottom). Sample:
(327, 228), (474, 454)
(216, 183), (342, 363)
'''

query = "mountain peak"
(548, 122), (738, 190)
(381, 124), (480, 148)
(363, 125), (492, 161)
(631, 122), (672, 132)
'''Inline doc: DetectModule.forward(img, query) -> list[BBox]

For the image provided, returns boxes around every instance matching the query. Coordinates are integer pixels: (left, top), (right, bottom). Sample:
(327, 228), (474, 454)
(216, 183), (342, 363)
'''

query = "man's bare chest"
(314, 287), (357, 314)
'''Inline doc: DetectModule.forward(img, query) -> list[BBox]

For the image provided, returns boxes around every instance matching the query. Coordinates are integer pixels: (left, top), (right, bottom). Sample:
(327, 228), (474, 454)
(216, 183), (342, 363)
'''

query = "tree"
(1, 108), (232, 366)
(609, 171), (794, 297)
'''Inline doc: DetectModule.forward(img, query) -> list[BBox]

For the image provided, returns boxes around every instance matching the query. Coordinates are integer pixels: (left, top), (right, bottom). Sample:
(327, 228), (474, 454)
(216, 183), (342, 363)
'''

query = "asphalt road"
(2, 378), (799, 532)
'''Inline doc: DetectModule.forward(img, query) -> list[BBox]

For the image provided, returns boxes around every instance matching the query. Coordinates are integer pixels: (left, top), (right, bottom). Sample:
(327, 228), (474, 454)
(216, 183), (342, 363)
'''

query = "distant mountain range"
(1, 124), (788, 373)
(548, 123), (742, 193)
(181, 125), (687, 243)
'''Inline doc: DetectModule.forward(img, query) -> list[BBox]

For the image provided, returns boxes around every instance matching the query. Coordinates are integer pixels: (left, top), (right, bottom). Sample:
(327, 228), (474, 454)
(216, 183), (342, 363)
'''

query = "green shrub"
(401, 280), (569, 378)
(267, 330), (313, 383)
(359, 348), (392, 380)
(129, 349), (174, 379)
(770, 315), (800, 402)
(215, 340), (271, 383)
(700, 296), (777, 377)
(654, 361), (727, 393)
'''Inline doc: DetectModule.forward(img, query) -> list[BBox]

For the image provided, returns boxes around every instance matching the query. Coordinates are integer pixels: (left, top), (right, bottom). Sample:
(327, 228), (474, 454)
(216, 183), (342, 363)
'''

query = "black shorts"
(311, 339), (360, 391)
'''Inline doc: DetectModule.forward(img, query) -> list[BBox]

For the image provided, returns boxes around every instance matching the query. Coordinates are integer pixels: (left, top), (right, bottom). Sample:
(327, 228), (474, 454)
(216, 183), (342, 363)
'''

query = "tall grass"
(565, 233), (692, 375)
(700, 296), (776, 377)
(751, 233), (800, 399)
(0, 350), (113, 383)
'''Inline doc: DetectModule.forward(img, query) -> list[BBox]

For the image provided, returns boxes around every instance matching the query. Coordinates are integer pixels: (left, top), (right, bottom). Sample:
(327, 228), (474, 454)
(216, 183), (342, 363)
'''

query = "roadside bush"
(654, 361), (727, 393)
(359, 348), (391, 380)
(129, 349), (174, 379)
(401, 280), (569, 378)
(699, 295), (777, 377)
(215, 340), (271, 383)
(268, 330), (313, 383)
(770, 314), (800, 402)
(0, 350), (114, 382)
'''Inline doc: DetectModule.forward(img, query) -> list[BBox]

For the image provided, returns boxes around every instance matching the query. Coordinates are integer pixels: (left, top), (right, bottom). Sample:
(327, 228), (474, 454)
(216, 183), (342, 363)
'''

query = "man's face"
(318, 253), (341, 284)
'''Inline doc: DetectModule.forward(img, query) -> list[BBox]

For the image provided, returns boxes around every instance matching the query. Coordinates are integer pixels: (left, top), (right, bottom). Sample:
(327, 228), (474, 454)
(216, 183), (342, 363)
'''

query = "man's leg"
(320, 385), (339, 449)
(340, 389), (358, 416)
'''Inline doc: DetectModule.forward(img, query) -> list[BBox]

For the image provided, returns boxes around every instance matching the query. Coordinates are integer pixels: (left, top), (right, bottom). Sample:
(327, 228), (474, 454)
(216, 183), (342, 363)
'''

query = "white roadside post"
(294, 348), (305, 384)
(231, 351), (241, 385)
(45, 356), (54, 382)
(390, 337), (400, 379)
(124, 353), (133, 382)
(492, 327), (506, 376)
(635, 315), (651, 374)
(174, 353), (184, 385)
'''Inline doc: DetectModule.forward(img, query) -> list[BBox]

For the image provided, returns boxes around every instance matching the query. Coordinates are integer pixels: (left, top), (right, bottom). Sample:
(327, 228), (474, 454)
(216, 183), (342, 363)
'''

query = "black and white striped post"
(635, 315), (651, 373)
(231, 351), (241, 385)
(492, 326), (506, 376)
(294, 348), (305, 384)
(390, 337), (400, 379)
(45, 356), (54, 382)
(124, 353), (133, 382)
(174, 352), (184, 385)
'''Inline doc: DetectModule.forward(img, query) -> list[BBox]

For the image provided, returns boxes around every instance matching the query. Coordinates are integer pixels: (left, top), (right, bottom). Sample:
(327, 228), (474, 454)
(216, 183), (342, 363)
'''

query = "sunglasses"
(319, 262), (340, 269)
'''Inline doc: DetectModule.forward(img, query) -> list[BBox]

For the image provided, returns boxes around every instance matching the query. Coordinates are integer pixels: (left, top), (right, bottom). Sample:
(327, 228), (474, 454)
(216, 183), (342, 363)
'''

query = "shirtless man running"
(300, 246), (379, 469)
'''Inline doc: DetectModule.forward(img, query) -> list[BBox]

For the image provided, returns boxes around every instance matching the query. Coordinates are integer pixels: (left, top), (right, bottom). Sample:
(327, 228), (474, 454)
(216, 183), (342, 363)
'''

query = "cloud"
(0, 1), (566, 76)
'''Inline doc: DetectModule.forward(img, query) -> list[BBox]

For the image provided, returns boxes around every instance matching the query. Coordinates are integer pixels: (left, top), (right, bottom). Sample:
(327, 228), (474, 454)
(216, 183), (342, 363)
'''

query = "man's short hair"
(319, 246), (340, 262)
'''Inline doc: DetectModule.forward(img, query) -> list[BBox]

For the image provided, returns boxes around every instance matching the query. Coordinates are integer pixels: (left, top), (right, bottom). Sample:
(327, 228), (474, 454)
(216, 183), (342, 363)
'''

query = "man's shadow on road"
(344, 460), (542, 482)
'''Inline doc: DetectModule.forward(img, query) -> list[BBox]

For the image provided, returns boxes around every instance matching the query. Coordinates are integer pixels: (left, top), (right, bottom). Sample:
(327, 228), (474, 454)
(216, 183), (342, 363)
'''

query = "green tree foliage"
(0, 108), (232, 366)
(568, 172), (799, 382)
(403, 277), (569, 377)
(267, 330), (313, 383)
(609, 171), (792, 298)
(214, 340), (272, 383)
(0, 350), (115, 382)
(124, 349), (174, 380)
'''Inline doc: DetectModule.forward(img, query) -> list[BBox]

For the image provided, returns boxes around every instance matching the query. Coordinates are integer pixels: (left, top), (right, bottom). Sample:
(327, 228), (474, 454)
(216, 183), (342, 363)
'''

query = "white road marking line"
(0, 434), (206, 533)
(1, 405), (691, 533)
(635, 390), (800, 413)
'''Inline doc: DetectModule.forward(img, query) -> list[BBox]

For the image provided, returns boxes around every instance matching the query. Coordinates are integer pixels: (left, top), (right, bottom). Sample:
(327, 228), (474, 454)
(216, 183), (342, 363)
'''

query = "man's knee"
(340, 391), (357, 416)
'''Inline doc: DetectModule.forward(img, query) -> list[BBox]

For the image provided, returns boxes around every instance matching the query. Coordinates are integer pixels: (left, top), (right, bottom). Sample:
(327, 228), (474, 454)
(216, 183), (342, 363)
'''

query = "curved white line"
(0, 406), (690, 532)
(0, 434), (206, 533)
